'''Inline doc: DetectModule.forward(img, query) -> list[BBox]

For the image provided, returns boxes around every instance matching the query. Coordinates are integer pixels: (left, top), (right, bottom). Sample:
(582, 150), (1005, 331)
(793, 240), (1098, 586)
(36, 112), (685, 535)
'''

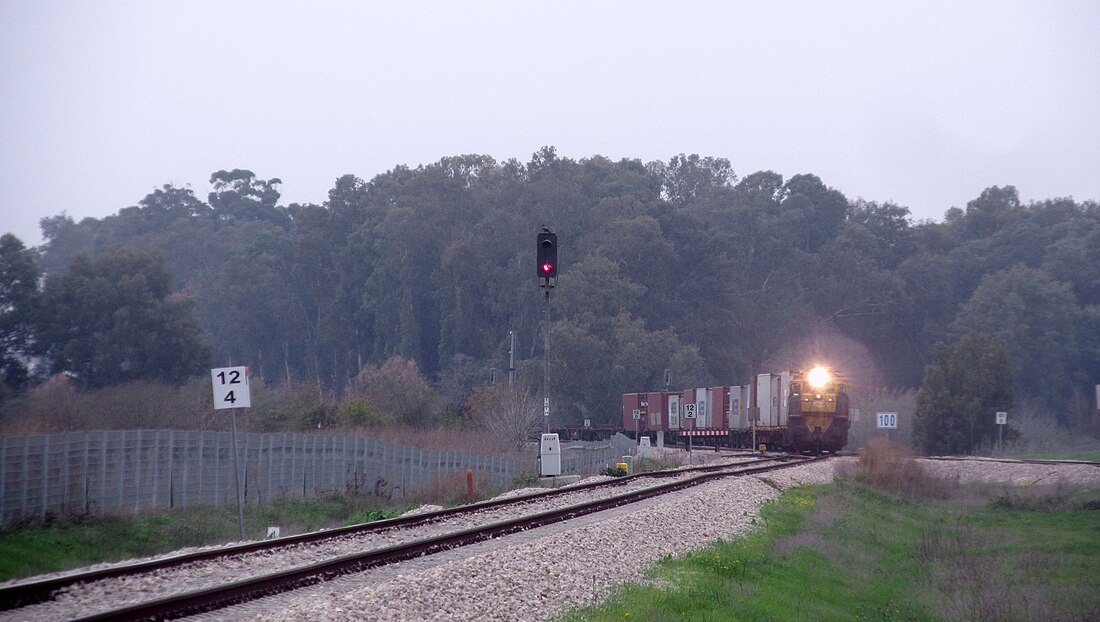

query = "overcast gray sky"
(2, 0), (1098, 246)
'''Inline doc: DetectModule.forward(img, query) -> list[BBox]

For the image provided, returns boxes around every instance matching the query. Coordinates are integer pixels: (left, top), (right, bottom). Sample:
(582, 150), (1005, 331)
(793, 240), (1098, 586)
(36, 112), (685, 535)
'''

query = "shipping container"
(708, 386), (729, 430)
(730, 385), (750, 429)
(667, 392), (682, 430)
(694, 387), (709, 428)
(645, 392), (665, 429)
(621, 393), (643, 430)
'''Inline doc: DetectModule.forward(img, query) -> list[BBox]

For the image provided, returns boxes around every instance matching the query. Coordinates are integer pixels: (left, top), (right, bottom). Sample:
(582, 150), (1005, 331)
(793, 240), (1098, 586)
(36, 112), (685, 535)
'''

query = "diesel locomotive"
(621, 366), (850, 453)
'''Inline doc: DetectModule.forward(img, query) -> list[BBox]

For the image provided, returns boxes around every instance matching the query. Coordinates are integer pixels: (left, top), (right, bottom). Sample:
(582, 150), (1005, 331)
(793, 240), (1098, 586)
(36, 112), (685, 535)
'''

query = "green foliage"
(952, 265), (1083, 414)
(913, 333), (1015, 455)
(36, 247), (210, 388)
(0, 234), (40, 400)
(9, 155), (1098, 431)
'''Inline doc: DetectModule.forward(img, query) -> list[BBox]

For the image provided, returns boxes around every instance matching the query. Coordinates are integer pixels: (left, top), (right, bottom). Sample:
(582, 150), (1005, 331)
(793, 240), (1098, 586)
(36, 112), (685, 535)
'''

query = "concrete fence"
(0, 430), (622, 526)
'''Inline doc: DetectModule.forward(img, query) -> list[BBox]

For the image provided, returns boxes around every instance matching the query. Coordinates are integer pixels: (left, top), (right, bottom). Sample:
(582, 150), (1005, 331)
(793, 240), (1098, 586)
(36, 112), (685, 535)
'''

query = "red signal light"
(541, 263), (553, 274)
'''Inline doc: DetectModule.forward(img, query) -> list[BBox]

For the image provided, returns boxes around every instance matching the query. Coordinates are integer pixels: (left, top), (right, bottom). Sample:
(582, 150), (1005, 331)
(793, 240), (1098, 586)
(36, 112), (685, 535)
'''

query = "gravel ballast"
(260, 459), (844, 622)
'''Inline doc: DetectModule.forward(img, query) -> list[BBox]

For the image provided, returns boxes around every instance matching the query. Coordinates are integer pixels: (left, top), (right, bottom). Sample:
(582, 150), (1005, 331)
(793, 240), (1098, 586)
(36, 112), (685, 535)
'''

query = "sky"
(2, 1), (1098, 246)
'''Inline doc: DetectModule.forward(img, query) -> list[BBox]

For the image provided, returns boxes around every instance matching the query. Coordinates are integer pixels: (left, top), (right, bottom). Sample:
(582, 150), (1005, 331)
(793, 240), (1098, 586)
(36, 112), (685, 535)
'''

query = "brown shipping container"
(709, 386), (730, 430)
(646, 392), (665, 430)
(622, 393), (643, 429)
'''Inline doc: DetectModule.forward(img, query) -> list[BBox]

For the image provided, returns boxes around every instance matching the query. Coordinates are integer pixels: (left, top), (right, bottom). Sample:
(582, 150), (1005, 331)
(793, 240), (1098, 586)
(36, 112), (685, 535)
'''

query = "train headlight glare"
(808, 366), (830, 389)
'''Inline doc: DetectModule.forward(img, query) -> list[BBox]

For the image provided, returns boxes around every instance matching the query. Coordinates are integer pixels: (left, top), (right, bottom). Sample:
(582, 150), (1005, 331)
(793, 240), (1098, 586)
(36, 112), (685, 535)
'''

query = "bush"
(602, 465), (628, 477)
(854, 437), (956, 499)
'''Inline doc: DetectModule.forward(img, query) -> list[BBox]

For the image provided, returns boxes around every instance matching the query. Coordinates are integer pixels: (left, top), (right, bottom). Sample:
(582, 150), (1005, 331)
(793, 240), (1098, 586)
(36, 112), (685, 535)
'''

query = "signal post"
(537, 229), (557, 433)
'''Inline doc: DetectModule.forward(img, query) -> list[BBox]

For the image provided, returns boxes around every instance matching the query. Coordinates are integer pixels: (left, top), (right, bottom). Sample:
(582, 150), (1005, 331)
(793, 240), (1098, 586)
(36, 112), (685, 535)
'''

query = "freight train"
(619, 366), (850, 453)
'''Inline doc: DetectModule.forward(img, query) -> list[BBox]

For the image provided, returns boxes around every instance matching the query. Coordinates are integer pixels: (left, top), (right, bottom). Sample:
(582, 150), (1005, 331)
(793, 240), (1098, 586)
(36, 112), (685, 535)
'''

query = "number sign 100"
(876, 412), (898, 429)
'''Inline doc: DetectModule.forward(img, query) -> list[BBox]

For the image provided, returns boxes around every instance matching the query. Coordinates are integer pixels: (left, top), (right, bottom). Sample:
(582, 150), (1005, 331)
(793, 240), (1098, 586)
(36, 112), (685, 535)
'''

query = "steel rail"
(0, 455), (787, 611)
(68, 456), (822, 622)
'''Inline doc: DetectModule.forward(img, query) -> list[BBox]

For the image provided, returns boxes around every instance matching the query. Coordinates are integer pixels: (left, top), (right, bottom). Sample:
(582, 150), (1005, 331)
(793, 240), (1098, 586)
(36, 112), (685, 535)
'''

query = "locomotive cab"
(787, 366), (849, 453)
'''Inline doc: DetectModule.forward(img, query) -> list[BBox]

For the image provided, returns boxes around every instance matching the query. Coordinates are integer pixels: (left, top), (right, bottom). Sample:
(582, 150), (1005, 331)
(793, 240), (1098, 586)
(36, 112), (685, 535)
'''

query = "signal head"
(536, 231), (558, 278)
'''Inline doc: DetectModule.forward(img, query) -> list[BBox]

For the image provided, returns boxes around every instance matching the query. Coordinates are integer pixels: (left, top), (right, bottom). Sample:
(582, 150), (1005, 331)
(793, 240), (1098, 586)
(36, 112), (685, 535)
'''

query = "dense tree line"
(2, 151), (1099, 442)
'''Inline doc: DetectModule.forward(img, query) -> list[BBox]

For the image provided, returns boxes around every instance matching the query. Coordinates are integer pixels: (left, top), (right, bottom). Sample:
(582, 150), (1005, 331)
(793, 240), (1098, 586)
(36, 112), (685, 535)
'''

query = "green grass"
(0, 495), (408, 581)
(563, 480), (1100, 621)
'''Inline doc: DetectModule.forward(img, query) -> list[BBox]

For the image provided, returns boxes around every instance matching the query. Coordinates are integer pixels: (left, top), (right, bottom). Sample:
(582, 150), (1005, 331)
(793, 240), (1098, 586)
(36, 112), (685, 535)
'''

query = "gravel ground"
(0, 457), (763, 622)
(917, 458), (1100, 487)
(250, 458), (846, 622)
(9, 455), (1096, 622)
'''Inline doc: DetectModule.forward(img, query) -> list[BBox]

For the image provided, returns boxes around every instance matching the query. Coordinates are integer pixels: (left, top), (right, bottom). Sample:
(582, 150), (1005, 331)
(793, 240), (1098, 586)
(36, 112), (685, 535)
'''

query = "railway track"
(918, 455), (1100, 467)
(1, 454), (817, 621)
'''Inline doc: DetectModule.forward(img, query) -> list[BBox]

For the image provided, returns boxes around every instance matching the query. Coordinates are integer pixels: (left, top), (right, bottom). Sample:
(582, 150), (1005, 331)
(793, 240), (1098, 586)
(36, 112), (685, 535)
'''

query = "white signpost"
(876, 411), (898, 442)
(212, 366), (251, 409)
(996, 411), (1007, 454)
(682, 402), (696, 464)
(212, 366), (251, 540)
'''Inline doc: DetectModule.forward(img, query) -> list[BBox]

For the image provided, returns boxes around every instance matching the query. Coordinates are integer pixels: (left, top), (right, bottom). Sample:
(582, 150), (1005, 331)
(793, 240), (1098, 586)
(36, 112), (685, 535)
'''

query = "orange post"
(466, 469), (474, 500)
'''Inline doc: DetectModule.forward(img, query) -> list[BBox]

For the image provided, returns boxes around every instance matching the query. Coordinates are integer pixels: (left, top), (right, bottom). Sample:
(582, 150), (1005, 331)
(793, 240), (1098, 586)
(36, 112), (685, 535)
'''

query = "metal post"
(508, 330), (516, 386)
(543, 289), (551, 434)
(998, 424), (1003, 455)
(752, 416), (756, 453)
(230, 409), (245, 541)
(688, 423), (693, 466)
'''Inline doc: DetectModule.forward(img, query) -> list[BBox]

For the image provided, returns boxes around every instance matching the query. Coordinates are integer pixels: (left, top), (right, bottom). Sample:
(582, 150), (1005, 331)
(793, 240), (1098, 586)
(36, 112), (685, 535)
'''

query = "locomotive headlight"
(808, 366), (831, 389)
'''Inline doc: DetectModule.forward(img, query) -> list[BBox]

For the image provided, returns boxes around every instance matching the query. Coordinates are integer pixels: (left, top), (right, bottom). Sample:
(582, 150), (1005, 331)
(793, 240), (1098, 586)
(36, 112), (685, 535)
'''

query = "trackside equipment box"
(540, 433), (562, 476)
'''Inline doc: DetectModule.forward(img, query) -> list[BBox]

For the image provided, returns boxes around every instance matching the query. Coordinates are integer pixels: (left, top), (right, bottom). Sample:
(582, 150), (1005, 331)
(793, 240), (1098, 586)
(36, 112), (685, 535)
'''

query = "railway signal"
(537, 230), (557, 280)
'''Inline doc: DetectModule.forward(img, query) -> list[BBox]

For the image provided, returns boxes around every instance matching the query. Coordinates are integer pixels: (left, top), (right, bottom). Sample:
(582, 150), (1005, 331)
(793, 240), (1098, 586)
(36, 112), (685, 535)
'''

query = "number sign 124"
(212, 366), (251, 410)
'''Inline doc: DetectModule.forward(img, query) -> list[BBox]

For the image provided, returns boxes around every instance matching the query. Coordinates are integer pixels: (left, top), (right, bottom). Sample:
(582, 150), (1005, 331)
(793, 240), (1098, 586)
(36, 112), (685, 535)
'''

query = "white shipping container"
(695, 388), (709, 428)
(778, 371), (792, 426)
(756, 374), (776, 426)
(738, 385), (751, 428)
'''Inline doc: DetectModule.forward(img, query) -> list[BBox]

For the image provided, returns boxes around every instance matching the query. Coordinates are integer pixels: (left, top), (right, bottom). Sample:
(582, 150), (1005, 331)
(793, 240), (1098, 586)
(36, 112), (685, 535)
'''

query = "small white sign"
(876, 412), (898, 429)
(584, 419), (591, 428)
(996, 411), (1007, 425)
(632, 409), (641, 420)
(543, 406), (550, 417)
(544, 397), (550, 408)
(211, 366), (251, 410)
(683, 403), (697, 419)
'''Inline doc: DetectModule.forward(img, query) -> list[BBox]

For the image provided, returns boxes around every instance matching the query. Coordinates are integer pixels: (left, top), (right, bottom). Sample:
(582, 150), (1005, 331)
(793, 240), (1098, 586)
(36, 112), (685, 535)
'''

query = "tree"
(913, 333), (1014, 455)
(951, 266), (1081, 412)
(348, 356), (441, 426)
(36, 248), (210, 388)
(208, 169), (289, 228)
(467, 384), (542, 449)
(964, 185), (1024, 239)
(0, 234), (41, 399)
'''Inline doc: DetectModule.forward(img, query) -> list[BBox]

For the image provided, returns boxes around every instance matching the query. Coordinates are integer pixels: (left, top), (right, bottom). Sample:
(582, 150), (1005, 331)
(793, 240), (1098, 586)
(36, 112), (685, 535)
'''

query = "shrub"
(602, 465), (628, 477)
(855, 437), (956, 499)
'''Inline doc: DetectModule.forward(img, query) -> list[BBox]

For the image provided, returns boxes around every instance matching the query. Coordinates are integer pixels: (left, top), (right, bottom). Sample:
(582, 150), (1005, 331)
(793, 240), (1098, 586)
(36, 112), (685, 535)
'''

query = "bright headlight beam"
(808, 366), (830, 389)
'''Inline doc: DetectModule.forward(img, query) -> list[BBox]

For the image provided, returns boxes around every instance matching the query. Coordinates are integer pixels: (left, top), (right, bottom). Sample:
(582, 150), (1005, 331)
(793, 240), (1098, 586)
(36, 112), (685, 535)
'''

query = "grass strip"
(565, 477), (1100, 621)
(0, 494), (407, 581)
